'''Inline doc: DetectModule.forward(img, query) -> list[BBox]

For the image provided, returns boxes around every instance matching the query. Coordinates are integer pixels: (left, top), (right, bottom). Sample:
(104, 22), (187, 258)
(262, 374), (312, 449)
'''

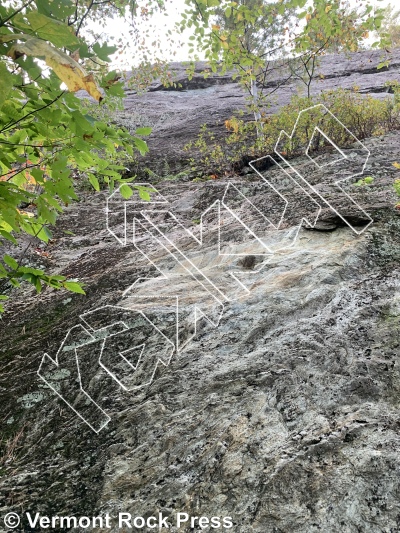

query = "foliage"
(180, 0), (387, 125)
(288, 1), (389, 99)
(297, 0), (380, 54)
(387, 81), (400, 106)
(185, 117), (255, 176)
(393, 162), (400, 209)
(395, 180), (400, 196)
(355, 176), (374, 187)
(126, 60), (178, 94)
(376, 3), (400, 49)
(0, 0), (166, 310)
(185, 88), (400, 176)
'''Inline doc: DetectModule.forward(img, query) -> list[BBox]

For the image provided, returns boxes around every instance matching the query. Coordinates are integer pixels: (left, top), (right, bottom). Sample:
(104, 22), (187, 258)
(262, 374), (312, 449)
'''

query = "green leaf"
(120, 184), (134, 199)
(105, 83), (125, 97)
(3, 254), (18, 270)
(75, 42), (91, 60)
(135, 127), (152, 135)
(19, 266), (44, 276)
(92, 42), (118, 62)
(35, 0), (75, 18)
(64, 281), (86, 294)
(377, 60), (390, 70)
(34, 276), (42, 293)
(26, 12), (80, 48)
(49, 275), (67, 281)
(88, 173), (100, 191)
(138, 188), (151, 201)
(0, 63), (14, 105)
(0, 230), (17, 244)
(133, 138), (149, 155)
(37, 226), (53, 243)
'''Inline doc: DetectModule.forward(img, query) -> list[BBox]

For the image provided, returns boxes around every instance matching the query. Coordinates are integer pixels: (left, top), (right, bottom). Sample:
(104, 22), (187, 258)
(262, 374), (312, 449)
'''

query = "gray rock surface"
(120, 48), (400, 174)
(1, 50), (400, 533)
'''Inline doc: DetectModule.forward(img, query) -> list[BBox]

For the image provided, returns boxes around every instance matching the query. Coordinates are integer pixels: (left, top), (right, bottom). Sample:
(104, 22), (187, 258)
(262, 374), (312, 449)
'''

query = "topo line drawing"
(38, 105), (374, 432)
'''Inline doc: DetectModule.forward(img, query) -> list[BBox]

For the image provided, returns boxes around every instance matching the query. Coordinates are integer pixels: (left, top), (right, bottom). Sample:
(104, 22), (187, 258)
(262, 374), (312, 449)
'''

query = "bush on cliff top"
(185, 86), (400, 177)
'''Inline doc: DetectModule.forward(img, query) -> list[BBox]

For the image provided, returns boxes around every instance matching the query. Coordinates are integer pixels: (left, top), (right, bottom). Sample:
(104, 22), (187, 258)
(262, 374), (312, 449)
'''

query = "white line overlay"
(38, 105), (373, 431)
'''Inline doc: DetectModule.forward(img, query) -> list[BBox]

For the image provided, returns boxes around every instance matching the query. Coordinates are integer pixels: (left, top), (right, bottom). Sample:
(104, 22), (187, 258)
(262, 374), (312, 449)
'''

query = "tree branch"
(0, 91), (65, 135)
(75, 0), (95, 37)
(0, 0), (34, 28)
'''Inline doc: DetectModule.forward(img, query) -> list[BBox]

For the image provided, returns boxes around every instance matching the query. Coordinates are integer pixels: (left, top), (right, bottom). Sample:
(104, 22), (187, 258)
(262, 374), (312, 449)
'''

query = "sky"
(92, 0), (395, 69)
(89, 0), (193, 69)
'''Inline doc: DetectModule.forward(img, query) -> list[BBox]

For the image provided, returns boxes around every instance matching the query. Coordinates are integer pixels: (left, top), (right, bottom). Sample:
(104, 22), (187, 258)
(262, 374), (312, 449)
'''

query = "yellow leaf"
(212, 24), (220, 31)
(225, 118), (239, 133)
(306, 13), (312, 21)
(325, 5), (332, 13)
(17, 210), (34, 218)
(393, 162), (400, 169)
(7, 36), (103, 101)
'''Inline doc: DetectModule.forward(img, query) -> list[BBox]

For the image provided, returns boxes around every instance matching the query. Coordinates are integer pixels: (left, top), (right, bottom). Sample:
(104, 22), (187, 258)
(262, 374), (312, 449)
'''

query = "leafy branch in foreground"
(0, 0), (161, 311)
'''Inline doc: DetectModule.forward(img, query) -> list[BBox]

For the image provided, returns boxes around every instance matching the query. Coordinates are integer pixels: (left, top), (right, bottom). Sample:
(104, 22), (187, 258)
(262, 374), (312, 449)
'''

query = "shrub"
(185, 88), (400, 176)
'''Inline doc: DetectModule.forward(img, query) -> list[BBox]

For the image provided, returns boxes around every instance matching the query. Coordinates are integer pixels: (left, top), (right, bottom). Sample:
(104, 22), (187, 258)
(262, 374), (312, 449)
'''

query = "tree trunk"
(251, 77), (263, 139)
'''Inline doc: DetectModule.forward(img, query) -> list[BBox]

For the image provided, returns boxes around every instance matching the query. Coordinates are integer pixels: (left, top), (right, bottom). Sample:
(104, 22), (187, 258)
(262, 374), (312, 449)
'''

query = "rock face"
(119, 48), (400, 174)
(1, 50), (400, 533)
